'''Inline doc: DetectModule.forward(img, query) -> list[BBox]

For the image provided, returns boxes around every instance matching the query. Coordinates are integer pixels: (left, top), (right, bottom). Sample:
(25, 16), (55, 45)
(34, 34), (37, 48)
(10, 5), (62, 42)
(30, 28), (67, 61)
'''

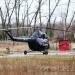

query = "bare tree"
(15, 0), (21, 36)
(21, 0), (34, 36)
(64, 0), (71, 39)
(46, 0), (61, 36)
(52, 17), (57, 37)
(66, 12), (75, 31)
(0, 0), (16, 39)
(4, 0), (16, 32)
(34, 0), (42, 31)
(38, 0), (42, 31)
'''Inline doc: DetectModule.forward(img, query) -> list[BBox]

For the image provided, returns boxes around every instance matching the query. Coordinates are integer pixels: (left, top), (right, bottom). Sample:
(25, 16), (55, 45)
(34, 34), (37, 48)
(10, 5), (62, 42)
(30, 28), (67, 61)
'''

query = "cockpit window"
(41, 34), (45, 38)
(31, 30), (46, 38)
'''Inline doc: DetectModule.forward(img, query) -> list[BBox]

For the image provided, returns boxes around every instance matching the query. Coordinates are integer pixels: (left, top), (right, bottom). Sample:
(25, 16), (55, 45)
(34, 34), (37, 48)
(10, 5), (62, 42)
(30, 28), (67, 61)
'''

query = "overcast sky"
(0, 0), (75, 25)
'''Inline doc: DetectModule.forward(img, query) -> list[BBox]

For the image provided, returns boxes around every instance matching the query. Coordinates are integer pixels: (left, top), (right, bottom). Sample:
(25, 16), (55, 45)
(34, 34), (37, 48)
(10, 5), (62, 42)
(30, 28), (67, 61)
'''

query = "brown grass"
(0, 55), (75, 75)
(0, 40), (28, 55)
(0, 41), (75, 75)
(0, 40), (28, 51)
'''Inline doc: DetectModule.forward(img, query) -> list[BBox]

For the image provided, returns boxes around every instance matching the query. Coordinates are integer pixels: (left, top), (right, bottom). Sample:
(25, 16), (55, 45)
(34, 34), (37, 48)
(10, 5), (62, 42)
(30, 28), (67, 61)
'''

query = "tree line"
(0, 0), (75, 41)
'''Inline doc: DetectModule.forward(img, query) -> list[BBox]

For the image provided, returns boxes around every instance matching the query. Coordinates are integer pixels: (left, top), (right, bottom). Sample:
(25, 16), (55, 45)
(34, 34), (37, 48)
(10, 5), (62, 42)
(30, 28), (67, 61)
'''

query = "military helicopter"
(4, 29), (50, 55)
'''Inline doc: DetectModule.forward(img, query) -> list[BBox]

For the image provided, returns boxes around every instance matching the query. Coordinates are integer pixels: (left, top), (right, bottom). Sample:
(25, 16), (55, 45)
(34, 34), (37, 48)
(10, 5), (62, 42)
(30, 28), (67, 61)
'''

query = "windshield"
(31, 30), (46, 38)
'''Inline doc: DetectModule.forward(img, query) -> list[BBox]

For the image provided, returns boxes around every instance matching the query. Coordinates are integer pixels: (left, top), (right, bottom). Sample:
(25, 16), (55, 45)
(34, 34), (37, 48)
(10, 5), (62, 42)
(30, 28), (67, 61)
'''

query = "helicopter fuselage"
(4, 30), (50, 54)
(28, 38), (49, 51)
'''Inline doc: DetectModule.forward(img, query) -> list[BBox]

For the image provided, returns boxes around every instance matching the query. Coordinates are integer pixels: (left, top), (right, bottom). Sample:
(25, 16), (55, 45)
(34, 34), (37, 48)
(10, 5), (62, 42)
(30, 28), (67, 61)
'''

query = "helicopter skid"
(24, 50), (48, 55)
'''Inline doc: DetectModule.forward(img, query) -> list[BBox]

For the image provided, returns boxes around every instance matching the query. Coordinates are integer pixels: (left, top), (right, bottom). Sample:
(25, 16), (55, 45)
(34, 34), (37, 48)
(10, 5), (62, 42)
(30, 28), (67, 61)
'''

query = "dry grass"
(0, 40), (28, 51)
(0, 41), (75, 75)
(0, 40), (28, 55)
(0, 55), (75, 75)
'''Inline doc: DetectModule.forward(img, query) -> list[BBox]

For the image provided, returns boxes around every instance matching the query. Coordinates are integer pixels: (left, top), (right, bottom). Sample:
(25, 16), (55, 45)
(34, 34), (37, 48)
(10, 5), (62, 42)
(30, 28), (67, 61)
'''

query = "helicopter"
(4, 30), (50, 55)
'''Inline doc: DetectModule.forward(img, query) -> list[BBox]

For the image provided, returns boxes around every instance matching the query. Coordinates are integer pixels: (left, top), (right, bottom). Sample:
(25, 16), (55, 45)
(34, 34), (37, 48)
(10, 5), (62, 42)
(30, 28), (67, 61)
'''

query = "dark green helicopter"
(5, 30), (50, 55)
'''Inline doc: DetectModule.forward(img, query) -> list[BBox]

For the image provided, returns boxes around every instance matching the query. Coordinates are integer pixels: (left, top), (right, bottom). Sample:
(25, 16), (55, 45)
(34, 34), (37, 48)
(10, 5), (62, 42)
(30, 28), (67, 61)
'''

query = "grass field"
(0, 55), (75, 75)
(0, 40), (29, 55)
(0, 41), (75, 75)
(0, 40), (28, 51)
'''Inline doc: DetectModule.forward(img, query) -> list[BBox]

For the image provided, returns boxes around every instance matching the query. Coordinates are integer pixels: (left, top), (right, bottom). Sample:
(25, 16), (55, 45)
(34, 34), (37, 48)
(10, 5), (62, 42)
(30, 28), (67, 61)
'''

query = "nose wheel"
(43, 51), (48, 55)
(24, 51), (27, 55)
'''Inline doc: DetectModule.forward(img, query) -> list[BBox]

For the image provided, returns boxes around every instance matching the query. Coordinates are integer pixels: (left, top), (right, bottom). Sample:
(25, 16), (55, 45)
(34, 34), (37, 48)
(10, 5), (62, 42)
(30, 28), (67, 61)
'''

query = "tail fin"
(4, 30), (14, 41)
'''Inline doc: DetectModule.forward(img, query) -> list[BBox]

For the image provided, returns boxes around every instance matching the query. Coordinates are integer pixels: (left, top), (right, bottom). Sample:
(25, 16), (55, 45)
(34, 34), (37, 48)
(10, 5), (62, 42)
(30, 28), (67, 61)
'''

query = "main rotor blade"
(0, 27), (32, 31)
(0, 26), (71, 32)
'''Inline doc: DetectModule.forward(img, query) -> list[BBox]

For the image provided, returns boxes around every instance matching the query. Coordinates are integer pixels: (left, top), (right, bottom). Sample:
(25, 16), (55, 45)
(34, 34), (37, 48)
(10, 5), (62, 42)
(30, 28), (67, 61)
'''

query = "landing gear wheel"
(43, 51), (48, 55)
(24, 51), (27, 55)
